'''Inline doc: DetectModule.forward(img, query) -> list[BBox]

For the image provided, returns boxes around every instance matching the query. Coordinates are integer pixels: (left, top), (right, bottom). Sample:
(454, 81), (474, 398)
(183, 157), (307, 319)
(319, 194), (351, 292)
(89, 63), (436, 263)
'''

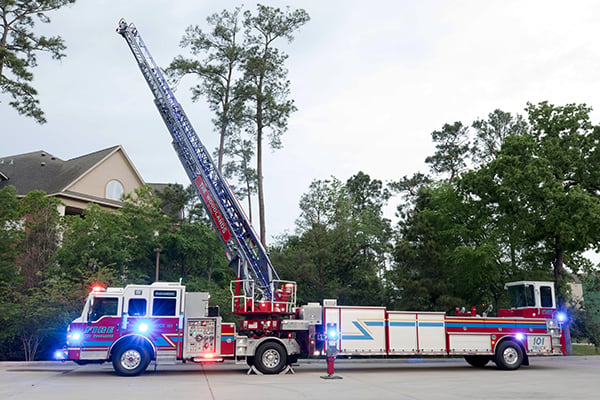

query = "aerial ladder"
(116, 19), (294, 313)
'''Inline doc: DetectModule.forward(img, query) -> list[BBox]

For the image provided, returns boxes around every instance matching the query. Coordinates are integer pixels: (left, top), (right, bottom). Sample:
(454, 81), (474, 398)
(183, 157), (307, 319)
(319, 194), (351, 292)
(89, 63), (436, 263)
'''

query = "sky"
(2, 0), (600, 244)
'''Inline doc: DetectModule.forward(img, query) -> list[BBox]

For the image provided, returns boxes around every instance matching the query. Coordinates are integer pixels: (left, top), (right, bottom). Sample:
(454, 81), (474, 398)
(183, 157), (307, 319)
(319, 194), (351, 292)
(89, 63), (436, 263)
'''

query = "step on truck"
(56, 20), (566, 375)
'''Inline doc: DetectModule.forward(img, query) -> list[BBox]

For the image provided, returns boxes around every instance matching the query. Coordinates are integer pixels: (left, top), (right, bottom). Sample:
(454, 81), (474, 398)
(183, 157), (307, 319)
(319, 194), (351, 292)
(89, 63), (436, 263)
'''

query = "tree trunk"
(246, 177), (253, 223)
(0, 12), (8, 77)
(257, 125), (265, 246)
(553, 234), (572, 355)
(21, 333), (40, 361)
(218, 123), (226, 172)
(256, 84), (266, 245)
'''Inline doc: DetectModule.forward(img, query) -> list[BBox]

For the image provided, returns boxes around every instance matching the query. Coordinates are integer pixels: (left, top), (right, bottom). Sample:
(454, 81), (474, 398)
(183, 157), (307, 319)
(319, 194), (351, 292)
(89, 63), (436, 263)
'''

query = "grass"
(572, 344), (600, 356)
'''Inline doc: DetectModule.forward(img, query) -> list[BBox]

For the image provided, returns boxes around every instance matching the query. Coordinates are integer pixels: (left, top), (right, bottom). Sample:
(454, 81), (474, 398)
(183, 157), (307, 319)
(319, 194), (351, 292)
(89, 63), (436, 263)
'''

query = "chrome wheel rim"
(502, 346), (519, 366)
(120, 349), (142, 370)
(262, 349), (281, 369)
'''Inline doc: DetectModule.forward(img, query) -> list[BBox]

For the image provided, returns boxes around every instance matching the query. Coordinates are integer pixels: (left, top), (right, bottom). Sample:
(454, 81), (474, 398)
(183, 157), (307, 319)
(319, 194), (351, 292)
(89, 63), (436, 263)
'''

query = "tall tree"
(389, 183), (467, 311)
(0, 0), (76, 123)
(273, 172), (391, 306)
(425, 122), (471, 183)
(389, 107), (571, 313)
(522, 102), (600, 305)
(456, 102), (600, 352)
(471, 109), (528, 164)
(0, 189), (70, 360)
(242, 4), (309, 245)
(166, 7), (245, 171)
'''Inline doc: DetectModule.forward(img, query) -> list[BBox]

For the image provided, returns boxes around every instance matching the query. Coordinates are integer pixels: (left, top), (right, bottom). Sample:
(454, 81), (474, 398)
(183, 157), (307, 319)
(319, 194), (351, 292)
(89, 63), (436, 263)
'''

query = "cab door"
(80, 295), (122, 360)
(149, 288), (182, 362)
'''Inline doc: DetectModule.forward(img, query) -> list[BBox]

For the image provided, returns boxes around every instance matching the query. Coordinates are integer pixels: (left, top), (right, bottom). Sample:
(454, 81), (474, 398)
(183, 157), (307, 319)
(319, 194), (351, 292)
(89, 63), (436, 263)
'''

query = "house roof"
(0, 145), (126, 195)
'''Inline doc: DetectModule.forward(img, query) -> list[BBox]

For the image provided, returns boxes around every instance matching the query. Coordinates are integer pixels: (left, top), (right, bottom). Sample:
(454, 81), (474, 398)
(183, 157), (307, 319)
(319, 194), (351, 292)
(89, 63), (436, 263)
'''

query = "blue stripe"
(447, 322), (544, 330)
(153, 336), (172, 346)
(83, 341), (112, 347)
(389, 321), (415, 327)
(343, 321), (374, 340)
(418, 322), (444, 327)
(447, 322), (486, 328)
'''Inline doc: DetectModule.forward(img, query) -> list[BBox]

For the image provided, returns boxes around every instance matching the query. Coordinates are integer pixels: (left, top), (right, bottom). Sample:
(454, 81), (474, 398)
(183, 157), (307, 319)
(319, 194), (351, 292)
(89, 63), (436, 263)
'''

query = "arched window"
(106, 180), (124, 200)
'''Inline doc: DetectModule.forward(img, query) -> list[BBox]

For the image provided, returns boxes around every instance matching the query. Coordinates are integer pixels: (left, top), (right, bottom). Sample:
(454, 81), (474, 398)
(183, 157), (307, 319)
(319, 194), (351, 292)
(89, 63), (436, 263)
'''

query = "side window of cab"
(128, 298), (147, 316)
(90, 297), (119, 321)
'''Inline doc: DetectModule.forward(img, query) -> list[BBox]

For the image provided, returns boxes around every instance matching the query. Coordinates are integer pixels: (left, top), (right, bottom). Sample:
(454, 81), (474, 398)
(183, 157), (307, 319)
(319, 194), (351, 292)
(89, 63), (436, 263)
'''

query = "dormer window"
(106, 180), (124, 200)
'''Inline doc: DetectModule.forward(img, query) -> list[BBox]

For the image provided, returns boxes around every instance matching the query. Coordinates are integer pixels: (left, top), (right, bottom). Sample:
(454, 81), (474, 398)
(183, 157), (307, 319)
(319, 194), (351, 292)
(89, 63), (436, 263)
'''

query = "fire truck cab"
(64, 282), (234, 376)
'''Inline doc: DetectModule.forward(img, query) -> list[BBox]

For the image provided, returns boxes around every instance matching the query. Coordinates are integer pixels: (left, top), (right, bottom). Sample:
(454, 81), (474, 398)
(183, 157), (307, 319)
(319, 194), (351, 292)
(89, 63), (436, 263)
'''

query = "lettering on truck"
(194, 176), (232, 241)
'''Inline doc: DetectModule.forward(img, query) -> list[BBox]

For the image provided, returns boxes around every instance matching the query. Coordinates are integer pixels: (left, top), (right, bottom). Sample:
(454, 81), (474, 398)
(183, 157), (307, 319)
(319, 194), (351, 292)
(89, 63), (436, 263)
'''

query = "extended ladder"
(116, 19), (278, 301)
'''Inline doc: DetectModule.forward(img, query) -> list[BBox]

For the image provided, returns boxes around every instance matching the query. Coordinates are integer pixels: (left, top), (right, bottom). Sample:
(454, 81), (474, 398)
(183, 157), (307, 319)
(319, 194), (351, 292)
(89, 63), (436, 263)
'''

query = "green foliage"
(241, 4), (310, 244)
(425, 122), (470, 182)
(471, 109), (528, 164)
(0, 186), (23, 291)
(389, 183), (470, 311)
(570, 275), (600, 347)
(169, 4), (309, 244)
(56, 186), (168, 285)
(0, 0), (76, 123)
(272, 172), (391, 306)
(0, 187), (70, 360)
(159, 222), (230, 286)
(153, 183), (189, 221)
(166, 7), (245, 171)
(388, 103), (600, 319)
(0, 182), (232, 360)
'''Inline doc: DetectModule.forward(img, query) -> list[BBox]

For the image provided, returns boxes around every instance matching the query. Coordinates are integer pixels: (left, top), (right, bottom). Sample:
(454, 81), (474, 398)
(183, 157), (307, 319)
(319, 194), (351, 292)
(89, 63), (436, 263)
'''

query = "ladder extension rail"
(116, 19), (278, 300)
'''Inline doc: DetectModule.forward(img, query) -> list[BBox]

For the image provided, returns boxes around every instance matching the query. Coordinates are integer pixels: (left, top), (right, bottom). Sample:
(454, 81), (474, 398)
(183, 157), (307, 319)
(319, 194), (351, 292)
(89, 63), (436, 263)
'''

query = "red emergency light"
(91, 285), (105, 293)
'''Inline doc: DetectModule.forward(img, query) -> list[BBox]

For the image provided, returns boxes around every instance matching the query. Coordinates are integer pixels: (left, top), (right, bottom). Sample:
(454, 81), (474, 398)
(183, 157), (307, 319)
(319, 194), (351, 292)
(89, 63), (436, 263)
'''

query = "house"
(0, 145), (146, 216)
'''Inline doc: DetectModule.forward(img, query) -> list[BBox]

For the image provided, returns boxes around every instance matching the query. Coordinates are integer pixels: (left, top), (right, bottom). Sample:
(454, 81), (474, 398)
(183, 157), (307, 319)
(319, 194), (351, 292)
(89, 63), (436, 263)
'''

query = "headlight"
(67, 331), (83, 344)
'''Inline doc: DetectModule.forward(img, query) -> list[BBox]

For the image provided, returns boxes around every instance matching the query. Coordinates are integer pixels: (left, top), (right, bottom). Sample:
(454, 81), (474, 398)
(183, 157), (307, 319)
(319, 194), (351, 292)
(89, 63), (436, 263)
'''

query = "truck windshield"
(508, 285), (536, 308)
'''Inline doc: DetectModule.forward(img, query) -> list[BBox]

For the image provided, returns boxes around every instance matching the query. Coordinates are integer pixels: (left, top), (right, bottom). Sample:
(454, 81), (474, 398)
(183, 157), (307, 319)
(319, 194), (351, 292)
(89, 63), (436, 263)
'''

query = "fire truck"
(58, 20), (566, 376)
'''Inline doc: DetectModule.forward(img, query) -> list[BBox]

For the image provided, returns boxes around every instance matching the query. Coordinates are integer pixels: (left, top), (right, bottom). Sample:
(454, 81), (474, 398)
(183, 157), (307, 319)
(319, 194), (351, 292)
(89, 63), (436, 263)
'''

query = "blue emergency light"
(326, 323), (338, 339)
(135, 321), (152, 334)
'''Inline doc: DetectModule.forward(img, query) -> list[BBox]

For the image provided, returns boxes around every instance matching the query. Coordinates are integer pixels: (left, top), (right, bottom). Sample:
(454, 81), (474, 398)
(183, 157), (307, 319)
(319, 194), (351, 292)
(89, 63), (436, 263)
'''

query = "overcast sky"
(3, 0), (600, 244)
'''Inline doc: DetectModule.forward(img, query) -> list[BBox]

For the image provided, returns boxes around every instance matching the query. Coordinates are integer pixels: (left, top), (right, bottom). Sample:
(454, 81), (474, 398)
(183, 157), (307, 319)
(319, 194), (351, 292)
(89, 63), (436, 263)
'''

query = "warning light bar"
(91, 285), (105, 293)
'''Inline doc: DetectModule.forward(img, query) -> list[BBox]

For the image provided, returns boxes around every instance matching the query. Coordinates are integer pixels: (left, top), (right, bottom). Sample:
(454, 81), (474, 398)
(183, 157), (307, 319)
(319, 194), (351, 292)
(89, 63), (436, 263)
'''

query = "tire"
(112, 344), (151, 376)
(254, 342), (288, 375)
(494, 340), (524, 370)
(464, 355), (491, 368)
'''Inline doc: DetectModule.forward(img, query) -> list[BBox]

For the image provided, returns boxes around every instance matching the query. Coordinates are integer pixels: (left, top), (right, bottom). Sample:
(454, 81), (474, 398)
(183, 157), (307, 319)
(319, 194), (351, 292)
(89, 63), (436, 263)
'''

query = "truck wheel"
(254, 342), (287, 375)
(112, 344), (150, 376)
(464, 355), (491, 368)
(494, 340), (523, 370)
